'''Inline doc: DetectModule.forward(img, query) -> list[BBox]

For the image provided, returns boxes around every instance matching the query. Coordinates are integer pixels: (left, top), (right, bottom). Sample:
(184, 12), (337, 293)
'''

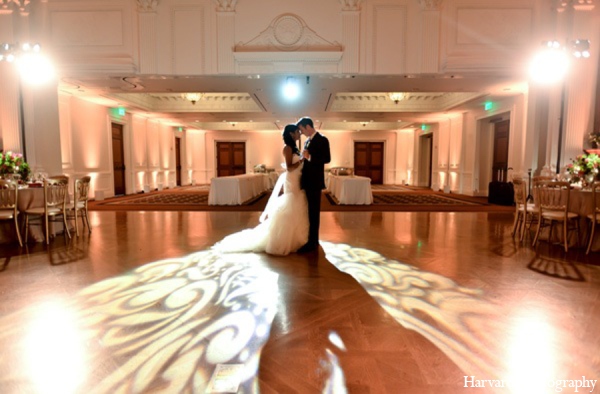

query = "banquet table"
(0, 186), (71, 244)
(327, 175), (373, 205)
(531, 187), (600, 251)
(208, 173), (270, 205)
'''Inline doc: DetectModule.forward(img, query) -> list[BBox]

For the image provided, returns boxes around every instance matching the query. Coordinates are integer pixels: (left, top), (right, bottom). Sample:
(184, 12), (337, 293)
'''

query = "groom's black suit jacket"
(301, 132), (331, 191)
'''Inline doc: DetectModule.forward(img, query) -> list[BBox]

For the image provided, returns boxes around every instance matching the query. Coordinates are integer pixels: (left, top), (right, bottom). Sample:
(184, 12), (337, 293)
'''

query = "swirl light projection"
(1, 242), (597, 392)
(0, 250), (279, 393)
(321, 242), (501, 378)
(320, 242), (598, 383)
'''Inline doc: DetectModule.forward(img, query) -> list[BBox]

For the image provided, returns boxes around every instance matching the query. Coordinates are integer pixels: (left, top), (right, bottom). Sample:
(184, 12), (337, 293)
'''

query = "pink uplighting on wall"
(137, 172), (145, 190)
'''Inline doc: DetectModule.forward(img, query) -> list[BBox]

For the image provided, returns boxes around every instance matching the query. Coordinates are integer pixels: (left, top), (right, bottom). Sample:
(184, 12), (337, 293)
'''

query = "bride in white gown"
(212, 124), (309, 256)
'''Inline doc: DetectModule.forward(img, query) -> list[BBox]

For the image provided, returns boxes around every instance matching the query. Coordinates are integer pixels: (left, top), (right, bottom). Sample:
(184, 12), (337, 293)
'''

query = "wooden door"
(419, 134), (433, 187)
(492, 120), (510, 182)
(111, 123), (126, 196)
(175, 137), (182, 186)
(354, 142), (384, 184)
(216, 142), (246, 177)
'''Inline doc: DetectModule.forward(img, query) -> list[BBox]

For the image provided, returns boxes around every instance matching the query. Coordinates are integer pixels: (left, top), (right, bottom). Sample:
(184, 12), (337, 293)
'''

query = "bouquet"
(589, 132), (600, 147)
(565, 153), (600, 185)
(0, 151), (31, 181)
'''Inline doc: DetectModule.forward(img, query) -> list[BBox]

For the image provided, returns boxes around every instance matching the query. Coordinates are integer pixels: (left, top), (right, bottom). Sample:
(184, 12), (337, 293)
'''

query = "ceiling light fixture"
(182, 92), (203, 105)
(389, 92), (406, 104)
(283, 77), (300, 100)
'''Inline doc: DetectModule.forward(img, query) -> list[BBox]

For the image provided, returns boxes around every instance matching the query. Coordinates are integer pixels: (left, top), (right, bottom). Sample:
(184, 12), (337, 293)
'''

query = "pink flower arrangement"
(0, 151), (30, 180)
(566, 153), (600, 184)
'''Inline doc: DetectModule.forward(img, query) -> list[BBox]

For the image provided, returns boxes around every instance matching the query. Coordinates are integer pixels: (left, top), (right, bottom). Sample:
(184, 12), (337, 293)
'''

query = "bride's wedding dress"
(212, 154), (309, 256)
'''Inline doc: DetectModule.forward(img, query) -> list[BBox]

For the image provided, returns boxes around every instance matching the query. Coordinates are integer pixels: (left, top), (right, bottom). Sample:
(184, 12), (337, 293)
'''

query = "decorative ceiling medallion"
(273, 15), (303, 46)
(235, 13), (341, 52)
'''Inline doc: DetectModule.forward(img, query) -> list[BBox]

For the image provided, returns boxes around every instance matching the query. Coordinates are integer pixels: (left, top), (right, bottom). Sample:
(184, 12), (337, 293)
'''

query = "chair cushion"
(0, 210), (16, 220)
(25, 207), (63, 216)
(542, 210), (578, 220)
(587, 213), (600, 223)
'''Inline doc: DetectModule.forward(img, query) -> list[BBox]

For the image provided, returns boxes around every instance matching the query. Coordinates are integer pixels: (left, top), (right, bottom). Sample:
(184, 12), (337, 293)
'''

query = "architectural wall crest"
(137, 0), (158, 12)
(0, 0), (32, 14)
(339, 0), (362, 11)
(555, 0), (595, 12)
(214, 0), (238, 12)
(418, 0), (443, 11)
(235, 13), (341, 52)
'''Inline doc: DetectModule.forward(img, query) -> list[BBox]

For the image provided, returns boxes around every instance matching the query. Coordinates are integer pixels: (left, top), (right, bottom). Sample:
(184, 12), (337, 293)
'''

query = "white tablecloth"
(327, 175), (373, 205)
(208, 174), (270, 205)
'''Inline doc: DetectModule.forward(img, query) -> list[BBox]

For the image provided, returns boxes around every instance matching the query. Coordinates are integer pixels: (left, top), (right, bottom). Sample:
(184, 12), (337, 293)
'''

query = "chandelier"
(389, 92), (406, 104)
(182, 92), (203, 105)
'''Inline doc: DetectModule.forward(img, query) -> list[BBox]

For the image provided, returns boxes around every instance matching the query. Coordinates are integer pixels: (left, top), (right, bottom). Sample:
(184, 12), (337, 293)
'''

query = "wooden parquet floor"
(0, 210), (598, 393)
(90, 188), (513, 213)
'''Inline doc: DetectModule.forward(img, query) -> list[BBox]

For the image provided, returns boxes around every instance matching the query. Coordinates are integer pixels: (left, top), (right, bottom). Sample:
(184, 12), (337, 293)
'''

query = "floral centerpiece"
(589, 132), (600, 148)
(0, 151), (31, 181)
(565, 153), (600, 186)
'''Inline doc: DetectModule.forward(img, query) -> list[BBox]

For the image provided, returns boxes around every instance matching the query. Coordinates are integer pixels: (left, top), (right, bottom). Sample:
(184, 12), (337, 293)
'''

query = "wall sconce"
(389, 92), (406, 104)
(182, 92), (203, 105)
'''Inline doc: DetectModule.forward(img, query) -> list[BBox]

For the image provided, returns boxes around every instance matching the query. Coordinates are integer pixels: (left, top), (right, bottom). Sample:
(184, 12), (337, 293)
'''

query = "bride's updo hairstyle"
(282, 124), (300, 155)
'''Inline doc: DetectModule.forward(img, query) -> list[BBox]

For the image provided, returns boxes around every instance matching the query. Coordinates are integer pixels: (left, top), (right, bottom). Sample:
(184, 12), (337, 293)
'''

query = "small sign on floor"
(206, 364), (244, 393)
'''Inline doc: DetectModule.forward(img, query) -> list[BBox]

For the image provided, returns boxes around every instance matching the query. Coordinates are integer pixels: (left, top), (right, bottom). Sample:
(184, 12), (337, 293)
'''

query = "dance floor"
(0, 210), (598, 393)
(90, 187), (513, 213)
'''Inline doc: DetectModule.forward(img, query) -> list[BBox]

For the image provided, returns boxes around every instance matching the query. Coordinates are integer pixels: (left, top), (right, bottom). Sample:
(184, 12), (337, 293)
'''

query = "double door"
(354, 142), (384, 184)
(216, 142), (246, 177)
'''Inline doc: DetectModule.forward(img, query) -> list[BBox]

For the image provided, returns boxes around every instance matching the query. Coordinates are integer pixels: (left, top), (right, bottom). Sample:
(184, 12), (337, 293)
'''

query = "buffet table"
(208, 174), (270, 205)
(327, 175), (373, 205)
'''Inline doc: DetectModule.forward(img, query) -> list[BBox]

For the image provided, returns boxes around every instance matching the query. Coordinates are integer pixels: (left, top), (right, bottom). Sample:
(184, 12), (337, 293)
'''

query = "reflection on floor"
(0, 210), (599, 393)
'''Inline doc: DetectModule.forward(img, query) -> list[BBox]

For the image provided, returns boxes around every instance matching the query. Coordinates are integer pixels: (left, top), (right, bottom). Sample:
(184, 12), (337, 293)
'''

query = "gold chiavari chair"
(585, 183), (600, 254)
(511, 178), (537, 242)
(0, 179), (23, 247)
(532, 181), (580, 252)
(23, 178), (71, 244)
(66, 176), (92, 236)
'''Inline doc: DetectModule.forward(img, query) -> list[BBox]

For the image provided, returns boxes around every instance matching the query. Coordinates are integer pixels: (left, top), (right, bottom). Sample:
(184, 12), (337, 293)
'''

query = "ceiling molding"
(109, 93), (264, 112)
(329, 92), (484, 112)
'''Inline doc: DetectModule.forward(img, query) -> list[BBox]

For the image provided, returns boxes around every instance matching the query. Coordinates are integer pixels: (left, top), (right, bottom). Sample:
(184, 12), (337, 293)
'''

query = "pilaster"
(419, 0), (442, 73)
(340, 1), (361, 74)
(0, 63), (22, 153)
(216, 10), (235, 73)
(137, 0), (159, 74)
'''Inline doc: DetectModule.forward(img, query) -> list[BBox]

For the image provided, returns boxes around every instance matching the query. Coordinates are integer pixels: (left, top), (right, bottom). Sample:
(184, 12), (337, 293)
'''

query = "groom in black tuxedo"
(297, 117), (331, 253)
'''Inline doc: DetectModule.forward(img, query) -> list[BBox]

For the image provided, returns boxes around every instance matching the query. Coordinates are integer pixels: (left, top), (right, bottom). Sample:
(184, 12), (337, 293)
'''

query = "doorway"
(418, 133), (433, 187)
(111, 123), (126, 196)
(492, 119), (510, 182)
(354, 141), (384, 184)
(216, 142), (246, 177)
(175, 137), (182, 186)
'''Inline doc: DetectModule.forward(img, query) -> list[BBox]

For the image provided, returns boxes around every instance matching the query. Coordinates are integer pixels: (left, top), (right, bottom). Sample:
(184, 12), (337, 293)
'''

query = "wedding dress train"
(212, 156), (309, 256)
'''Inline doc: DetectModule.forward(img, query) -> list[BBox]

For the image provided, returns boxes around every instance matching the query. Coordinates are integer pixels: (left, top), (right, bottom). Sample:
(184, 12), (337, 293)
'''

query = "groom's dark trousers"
(301, 132), (331, 248)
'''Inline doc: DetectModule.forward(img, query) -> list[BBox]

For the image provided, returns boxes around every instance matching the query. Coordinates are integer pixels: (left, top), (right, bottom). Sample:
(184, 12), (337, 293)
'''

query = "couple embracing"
(214, 117), (331, 256)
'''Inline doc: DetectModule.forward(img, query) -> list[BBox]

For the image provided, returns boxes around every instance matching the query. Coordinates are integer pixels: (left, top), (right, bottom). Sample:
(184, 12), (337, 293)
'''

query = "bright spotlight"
(283, 77), (300, 100)
(529, 46), (569, 84)
(17, 53), (56, 85)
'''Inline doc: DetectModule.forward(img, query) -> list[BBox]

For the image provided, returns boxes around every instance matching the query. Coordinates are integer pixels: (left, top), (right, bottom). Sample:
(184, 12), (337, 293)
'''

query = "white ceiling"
(59, 72), (528, 131)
